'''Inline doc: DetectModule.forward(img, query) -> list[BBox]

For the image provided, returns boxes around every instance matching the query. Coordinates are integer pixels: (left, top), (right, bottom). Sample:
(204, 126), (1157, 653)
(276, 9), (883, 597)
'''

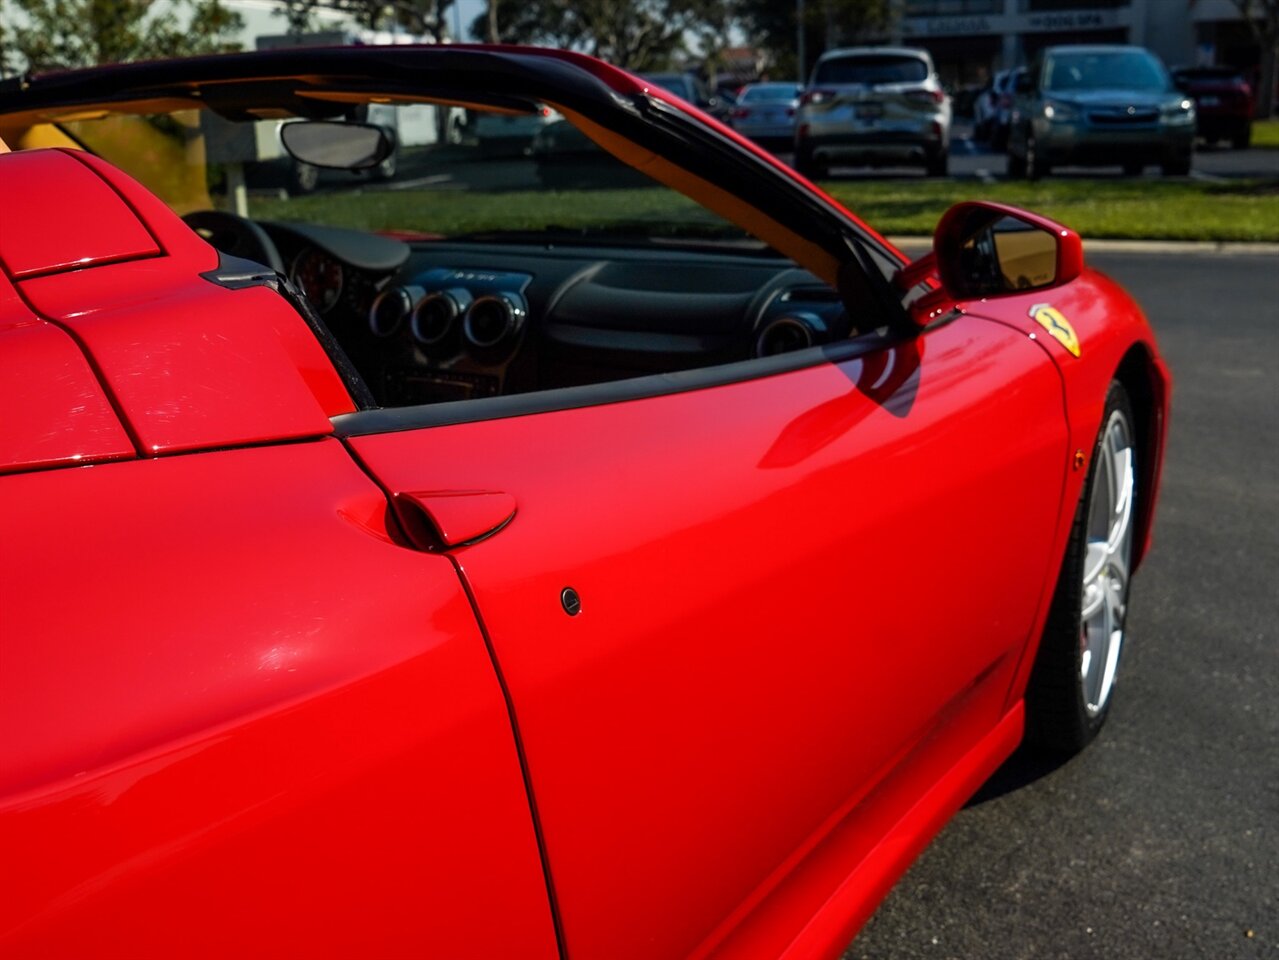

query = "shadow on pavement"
(963, 741), (1072, 807)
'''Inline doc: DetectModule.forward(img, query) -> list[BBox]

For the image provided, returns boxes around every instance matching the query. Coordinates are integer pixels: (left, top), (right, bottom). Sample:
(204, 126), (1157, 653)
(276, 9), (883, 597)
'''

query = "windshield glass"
(51, 102), (757, 249)
(1174, 68), (1243, 83)
(740, 85), (799, 103)
(1044, 50), (1170, 93)
(42, 103), (757, 249)
(814, 55), (928, 86)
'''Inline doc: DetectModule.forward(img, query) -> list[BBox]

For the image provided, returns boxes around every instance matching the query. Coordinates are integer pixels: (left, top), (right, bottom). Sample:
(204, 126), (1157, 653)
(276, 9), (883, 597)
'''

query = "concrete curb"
(887, 235), (1279, 255)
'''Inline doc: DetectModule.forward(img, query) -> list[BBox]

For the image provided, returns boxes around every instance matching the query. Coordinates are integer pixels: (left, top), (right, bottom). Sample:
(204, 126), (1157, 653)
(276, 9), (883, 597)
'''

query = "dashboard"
(260, 222), (856, 410)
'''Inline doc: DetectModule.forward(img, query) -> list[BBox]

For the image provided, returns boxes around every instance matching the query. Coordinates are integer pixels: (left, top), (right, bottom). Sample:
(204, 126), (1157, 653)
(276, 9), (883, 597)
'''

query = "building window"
(1019, 0), (1128, 10)
(905, 0), (1002, 15)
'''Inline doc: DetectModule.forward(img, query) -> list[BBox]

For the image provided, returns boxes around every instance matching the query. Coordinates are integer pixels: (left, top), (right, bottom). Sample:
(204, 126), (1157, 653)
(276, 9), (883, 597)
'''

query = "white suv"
(795, 47), (952, 177)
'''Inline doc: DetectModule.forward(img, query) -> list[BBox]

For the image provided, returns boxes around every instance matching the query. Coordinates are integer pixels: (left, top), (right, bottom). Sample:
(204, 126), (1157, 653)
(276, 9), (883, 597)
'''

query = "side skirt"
(703, 701), (1025, 960)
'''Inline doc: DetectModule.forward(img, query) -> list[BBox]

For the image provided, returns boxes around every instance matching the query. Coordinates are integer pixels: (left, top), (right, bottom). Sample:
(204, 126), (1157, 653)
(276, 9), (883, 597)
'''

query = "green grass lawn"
(821, 177), (1279, 241)
(253, 174), (1279, 244)
(1252, 118), (1279, 149)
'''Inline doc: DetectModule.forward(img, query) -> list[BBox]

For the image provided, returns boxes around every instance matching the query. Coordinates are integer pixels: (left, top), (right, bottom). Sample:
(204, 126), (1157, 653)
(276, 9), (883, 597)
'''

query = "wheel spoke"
(1081, 575), (1107, 619)
(1078, 406), (1136, 717)
(1083, 540), (1108, 594)
(1108, 548), (1129, 598)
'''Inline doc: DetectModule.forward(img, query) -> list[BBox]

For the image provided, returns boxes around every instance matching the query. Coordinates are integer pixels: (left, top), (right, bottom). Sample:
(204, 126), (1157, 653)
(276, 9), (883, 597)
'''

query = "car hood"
(1047, 89), (1178, 109)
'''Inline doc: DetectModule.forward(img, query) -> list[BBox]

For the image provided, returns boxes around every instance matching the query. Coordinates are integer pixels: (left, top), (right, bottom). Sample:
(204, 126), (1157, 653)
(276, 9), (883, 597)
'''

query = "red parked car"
(0, 45), (1169, 959)
(1173, 66), (1255, 148)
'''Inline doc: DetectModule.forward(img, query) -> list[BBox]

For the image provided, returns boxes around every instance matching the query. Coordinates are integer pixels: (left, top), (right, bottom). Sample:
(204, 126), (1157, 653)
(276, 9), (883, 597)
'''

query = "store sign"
(903, 7), (1126, 37)
(903, 14), (1008, 36)
(1025, 9), (1124, 31)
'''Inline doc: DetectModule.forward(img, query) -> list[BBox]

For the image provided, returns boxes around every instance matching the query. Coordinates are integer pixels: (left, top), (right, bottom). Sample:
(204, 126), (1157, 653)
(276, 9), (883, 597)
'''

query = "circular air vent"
(464, 294), (526, 350)
(368, 285), (420, 337)
(412, 291), (468, 345)
(755, 315), (816, 357)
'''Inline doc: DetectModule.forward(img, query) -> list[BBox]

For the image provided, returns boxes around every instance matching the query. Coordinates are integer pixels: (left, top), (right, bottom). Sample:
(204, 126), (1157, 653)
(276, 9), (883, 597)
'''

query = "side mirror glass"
(931, 201), (1083, 300)
(280, 120), (393, 170)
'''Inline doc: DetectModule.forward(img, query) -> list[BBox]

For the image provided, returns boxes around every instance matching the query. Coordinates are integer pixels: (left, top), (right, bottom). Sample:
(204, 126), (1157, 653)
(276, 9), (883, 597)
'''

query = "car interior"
(0, 64), (914, 420)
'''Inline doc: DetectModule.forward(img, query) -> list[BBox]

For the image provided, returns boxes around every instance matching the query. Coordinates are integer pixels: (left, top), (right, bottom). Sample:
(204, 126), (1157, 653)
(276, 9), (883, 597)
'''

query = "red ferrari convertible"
(0, 45), (1168, 959)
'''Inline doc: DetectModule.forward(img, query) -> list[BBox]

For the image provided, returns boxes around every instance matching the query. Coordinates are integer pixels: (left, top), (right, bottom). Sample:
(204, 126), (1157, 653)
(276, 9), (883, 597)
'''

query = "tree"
(737, 0), (891, 80)
(273, 0), (457, 42)
(1223, 0), (1278, 117)
(472, 0), (701, 71)
(685, 0), (743, 85)
(2, 0), (243, 72)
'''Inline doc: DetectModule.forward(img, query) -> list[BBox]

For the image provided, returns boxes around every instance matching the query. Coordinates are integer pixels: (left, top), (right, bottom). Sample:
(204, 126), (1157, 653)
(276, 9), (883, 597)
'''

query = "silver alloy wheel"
(1079, 408), (1136, 716)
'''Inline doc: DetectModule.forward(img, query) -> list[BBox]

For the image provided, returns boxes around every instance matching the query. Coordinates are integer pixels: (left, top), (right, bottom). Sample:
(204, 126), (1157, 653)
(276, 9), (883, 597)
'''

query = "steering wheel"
(182, 210), (286, 274)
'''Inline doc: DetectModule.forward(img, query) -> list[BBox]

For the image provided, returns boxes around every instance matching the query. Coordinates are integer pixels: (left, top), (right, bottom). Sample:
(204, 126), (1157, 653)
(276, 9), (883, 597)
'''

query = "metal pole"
(797, 0), (806, 83)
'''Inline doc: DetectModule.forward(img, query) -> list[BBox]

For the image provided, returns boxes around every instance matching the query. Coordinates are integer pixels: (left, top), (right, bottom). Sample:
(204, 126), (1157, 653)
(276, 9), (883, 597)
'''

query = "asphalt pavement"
(844, 250), (1279, 960)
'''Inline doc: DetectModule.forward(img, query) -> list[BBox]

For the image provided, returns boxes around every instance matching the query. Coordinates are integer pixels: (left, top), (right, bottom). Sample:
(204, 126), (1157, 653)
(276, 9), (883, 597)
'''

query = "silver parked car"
(1007, 45), (1195, 178)
(729, 82), (801, 147)
(794, 46), (952, 178)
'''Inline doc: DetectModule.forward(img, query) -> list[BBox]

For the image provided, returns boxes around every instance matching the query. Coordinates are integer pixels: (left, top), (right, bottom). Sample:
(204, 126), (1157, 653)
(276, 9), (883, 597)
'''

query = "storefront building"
(892, 0), (1265, 89)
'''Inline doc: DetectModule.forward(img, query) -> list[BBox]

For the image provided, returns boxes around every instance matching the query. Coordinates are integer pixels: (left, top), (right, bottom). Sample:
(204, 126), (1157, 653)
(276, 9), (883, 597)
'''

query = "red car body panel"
(348, 312), (1069, 959)
(3, 150), (355, 456)
(961, 266), (1171, 570)
(0, 149), (161, 278)
(955, 271), (1171, 708)
(0, 44), (1171, 959)
(0, 272), (134, 473)
(0, 440), (558, 958)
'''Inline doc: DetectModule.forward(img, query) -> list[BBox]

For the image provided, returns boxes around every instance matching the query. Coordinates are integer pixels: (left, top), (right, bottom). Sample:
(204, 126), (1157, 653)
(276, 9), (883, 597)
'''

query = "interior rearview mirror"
(280, 120), (393, 170)
(930, 201), (1083, 300)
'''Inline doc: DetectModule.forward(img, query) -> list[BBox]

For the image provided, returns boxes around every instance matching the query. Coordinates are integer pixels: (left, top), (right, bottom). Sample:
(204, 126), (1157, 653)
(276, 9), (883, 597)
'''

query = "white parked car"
(795, 46), (952, 177)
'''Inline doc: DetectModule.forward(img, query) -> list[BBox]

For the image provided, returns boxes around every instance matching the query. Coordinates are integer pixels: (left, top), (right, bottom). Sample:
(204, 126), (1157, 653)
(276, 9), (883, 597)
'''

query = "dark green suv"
(1008, 45), (1195, 179)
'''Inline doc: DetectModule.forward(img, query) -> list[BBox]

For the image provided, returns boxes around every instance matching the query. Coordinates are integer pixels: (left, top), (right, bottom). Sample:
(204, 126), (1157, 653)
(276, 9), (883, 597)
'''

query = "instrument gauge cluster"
(289, 247), (345, 315)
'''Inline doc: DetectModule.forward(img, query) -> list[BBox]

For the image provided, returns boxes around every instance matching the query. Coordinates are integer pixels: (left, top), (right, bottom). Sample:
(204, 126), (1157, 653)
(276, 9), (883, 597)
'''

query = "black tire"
(373, 148), (398, 182)
(1007, 147), (1027, 179)
(1232, 123), (1251, 150)
(925, 148), (949, 178)
(1026, 133), (1050, 180)
(1026, 380), (1138, 755)
(1161, 154), (1192, 176)
(1122, 160), (1144, 177)
(794, 141), (825, 179)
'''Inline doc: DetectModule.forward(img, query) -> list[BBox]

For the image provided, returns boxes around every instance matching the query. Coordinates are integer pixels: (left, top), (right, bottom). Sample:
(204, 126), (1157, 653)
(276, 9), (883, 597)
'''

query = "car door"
(344, 311), (1070, 959)
(0, 150), (558, 958)
(0, 438), (560, 960)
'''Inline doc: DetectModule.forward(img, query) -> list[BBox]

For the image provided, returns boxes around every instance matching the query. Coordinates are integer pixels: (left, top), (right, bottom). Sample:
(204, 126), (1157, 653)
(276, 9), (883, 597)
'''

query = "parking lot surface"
(845, 250), (1279, 960)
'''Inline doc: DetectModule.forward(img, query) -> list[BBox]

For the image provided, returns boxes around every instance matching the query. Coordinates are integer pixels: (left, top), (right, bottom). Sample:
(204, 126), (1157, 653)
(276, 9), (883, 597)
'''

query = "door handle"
(391, 489), (516, 550)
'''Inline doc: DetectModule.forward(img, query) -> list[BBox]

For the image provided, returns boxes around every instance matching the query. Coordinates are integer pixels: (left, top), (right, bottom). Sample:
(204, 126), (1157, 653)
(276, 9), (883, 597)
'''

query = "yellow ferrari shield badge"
(1029, 303), (1081, 357)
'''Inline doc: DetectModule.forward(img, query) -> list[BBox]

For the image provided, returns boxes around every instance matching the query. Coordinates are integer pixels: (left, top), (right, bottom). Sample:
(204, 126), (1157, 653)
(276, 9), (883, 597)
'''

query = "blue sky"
(453, 0), (485, 42)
